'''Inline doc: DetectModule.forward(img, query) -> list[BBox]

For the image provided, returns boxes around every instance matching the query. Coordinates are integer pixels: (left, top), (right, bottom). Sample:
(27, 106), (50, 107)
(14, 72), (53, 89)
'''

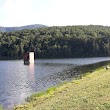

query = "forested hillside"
(0, 25), (110, 59)
(0, 24), (46, 32)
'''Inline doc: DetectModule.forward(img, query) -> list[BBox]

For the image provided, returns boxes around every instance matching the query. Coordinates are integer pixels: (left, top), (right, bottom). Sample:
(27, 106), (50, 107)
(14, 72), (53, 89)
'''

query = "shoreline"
(0, 56), (110, 60)
(13, 62), (110, 110)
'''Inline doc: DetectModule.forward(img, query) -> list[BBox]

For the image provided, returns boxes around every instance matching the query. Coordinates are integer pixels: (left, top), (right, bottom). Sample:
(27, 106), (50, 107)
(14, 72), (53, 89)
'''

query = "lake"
(0, 57), (110, 109)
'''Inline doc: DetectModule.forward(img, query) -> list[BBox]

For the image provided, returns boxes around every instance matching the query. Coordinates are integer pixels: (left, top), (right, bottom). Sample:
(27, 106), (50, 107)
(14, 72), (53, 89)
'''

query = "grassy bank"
(0, 106), (3, 110)
(14, 65), (110, 110)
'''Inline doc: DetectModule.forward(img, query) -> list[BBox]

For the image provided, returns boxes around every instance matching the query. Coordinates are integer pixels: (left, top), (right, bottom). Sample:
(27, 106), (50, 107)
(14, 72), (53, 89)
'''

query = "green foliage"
(1, 25), (110, 59)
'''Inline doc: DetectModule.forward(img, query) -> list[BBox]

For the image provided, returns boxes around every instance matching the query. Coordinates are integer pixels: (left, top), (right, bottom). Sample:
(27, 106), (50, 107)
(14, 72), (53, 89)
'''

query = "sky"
(0, 0), (110, 27)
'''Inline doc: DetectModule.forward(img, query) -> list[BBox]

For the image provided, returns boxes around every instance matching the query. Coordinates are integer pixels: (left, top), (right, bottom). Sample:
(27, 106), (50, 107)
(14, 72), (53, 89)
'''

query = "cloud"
(1, 0), (110, 26)
(1, 0), (33, 26)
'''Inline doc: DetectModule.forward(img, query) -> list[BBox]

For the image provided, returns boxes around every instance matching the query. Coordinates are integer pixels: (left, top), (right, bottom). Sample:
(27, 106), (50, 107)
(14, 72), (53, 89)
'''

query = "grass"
(14, 65), (110, 110)
(0, 106), (3, 110)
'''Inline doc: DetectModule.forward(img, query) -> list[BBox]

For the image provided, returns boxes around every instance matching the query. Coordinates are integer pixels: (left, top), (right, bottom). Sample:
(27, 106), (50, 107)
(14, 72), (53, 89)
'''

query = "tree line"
(0, 25), (110, 59)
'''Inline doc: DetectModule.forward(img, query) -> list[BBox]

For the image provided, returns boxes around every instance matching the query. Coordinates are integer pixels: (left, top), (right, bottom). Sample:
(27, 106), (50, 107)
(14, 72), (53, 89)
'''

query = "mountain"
(0, 24), (47, 32)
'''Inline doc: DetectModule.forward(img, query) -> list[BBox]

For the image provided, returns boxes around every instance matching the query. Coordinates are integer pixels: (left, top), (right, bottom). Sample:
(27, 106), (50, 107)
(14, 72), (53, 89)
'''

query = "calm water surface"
(0, 57), (110, 109)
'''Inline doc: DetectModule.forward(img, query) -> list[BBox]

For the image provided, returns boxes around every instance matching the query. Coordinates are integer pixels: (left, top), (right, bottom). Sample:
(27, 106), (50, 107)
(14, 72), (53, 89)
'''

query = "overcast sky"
(0, 0), (110, 27)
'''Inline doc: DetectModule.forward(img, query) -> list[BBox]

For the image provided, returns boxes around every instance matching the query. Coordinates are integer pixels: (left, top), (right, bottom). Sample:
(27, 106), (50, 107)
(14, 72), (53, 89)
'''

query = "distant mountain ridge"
(0, 24), (47, 32)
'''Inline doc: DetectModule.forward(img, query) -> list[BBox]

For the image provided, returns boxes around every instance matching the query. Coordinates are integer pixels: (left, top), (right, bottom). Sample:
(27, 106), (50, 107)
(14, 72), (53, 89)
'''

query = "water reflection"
(0, 61), (35, 109)
(29, 63), (35, 82)
(0, 58), (110, 109)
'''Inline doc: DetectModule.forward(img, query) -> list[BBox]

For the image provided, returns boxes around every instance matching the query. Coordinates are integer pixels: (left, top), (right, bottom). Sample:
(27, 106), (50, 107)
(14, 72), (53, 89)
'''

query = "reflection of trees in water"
(76, 60), (110, 75)
(55, 60), (110, 81)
